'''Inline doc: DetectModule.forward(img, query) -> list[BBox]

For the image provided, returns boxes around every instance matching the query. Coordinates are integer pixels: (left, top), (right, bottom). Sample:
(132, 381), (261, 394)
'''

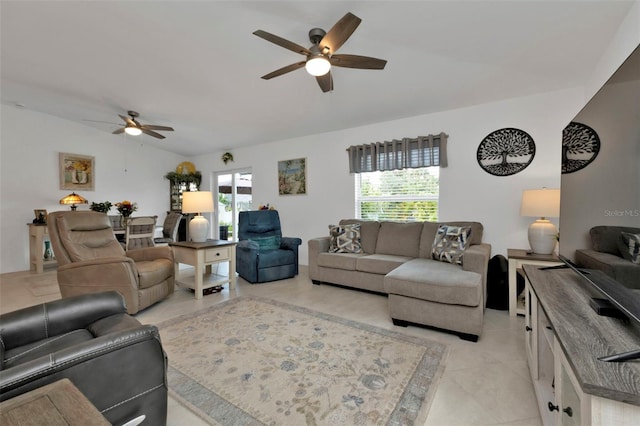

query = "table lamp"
(59, 192), (88, 211)
(520, 188), (560, 255)
(182, 191), (214, 242)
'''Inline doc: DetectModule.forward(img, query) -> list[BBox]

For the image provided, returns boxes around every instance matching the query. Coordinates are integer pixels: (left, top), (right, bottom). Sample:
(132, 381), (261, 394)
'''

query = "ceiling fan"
(112, 110), (174, 139)
(253, 12), (387, 92)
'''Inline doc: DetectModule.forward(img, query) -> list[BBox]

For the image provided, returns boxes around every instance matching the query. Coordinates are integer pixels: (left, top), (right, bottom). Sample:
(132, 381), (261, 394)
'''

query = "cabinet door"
(560, 365), (581, 425)
(554, 339), (584, 426)
(525, 279), (538, 377)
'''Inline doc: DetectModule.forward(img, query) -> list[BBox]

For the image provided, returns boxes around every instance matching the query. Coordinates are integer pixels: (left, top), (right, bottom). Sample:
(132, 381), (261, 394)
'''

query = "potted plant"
(90, 201), (112, 213)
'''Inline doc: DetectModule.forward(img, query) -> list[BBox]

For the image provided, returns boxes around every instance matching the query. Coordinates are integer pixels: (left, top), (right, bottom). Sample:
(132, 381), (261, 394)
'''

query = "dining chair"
(154, 211), (183, 245)
(125, 216), (158, 251)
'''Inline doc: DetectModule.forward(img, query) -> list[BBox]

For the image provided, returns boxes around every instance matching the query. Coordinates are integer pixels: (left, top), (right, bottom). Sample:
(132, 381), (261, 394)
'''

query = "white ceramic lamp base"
(189, 215), (209, 243)
(528, 219), (557, 255)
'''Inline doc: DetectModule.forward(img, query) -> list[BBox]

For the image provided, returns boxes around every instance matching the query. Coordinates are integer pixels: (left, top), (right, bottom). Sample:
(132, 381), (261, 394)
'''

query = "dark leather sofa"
(0, 291), (168, 425)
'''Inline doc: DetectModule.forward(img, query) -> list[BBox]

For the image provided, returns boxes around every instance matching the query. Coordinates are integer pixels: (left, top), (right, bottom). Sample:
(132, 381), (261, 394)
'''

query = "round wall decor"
(562, 121), (600, 174)
(477, 128), (536, 176)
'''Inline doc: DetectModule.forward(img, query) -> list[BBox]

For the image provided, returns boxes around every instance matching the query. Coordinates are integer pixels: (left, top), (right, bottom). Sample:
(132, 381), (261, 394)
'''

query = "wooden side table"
(28, 224), (57, 273)
(170, 240), (237, 299)
(0, 378), (110, 425)
(507, 249), (561, 317)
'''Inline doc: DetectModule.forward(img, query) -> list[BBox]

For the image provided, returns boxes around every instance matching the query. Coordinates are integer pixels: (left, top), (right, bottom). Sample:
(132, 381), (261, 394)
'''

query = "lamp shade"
(182, 191), (214, 243)
(59, 192), (88, 211)
(520, 189), (560, 218)
(181, 191), (214, 214)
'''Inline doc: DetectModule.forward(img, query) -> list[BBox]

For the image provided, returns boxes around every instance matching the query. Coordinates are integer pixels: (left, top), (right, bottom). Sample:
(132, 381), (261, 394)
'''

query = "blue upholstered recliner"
(236, 210), (302, 283)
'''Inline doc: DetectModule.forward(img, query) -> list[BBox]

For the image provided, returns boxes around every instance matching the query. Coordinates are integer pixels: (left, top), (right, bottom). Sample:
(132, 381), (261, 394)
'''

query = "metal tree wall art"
(562, 121), (600, 174)
(476, 128), (536, 176)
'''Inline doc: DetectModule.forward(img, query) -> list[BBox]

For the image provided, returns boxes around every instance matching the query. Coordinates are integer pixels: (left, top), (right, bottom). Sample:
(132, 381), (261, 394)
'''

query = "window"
(356, 167), (439, 221)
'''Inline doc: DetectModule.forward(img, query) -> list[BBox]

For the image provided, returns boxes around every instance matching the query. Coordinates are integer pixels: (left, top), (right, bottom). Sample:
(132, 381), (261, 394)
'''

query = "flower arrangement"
(90, 201), (112, 213)
(115, 200), (137, 217)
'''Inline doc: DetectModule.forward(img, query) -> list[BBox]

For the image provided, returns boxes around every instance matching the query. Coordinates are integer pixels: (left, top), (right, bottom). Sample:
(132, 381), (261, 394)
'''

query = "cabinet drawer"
(205, 247), (230, 262)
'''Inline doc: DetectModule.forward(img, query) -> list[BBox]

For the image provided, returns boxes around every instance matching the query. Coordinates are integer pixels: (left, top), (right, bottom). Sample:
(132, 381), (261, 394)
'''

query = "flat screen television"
(558, 44), (640, 362)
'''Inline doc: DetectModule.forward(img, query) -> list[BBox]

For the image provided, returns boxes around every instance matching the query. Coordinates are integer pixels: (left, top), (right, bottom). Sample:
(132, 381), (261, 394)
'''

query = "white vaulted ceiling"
(0, 1), (634, 156)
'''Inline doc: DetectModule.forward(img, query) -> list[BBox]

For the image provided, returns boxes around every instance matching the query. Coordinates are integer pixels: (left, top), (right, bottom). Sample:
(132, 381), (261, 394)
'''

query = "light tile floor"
(0, 265), (542, 426)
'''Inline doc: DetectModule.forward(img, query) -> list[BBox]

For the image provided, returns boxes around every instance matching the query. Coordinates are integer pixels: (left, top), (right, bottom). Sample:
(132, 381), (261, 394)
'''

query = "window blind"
(347, 133), (448, 173)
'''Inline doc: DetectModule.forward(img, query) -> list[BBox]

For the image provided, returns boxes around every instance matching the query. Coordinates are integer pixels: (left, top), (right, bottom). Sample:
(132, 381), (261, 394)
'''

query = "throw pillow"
(249, 235), (281, 250)
(431, 224), (472, 265)
(328, 224), (362, 253)
(618, 232), (640, 264)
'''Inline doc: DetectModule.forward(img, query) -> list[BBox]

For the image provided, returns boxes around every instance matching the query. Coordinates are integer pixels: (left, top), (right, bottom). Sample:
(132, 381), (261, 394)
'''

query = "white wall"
(195, 87), (585, 264)
(0, 105), (184, 273)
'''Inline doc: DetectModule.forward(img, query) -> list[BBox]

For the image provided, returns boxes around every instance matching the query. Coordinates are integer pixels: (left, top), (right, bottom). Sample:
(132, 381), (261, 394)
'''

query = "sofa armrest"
(308, 236), (331, 255)
(463, 243), (492, 302)
(308, 237), (331, 280)
(0, 292), (127, 350)
(281, 237), (302, 250)
(127, 245), (173, 262)
(237, 240), (260, 251)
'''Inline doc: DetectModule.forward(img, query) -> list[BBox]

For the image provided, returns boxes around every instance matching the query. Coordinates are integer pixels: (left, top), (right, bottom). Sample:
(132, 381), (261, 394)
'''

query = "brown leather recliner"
(48, 211), (175, 314)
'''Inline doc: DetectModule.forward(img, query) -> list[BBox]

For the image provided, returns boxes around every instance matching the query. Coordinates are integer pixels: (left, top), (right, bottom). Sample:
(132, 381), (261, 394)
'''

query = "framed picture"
(33, 209), (48, 224)
(59, 152), (95, 191)
(278, 158), (307, 195)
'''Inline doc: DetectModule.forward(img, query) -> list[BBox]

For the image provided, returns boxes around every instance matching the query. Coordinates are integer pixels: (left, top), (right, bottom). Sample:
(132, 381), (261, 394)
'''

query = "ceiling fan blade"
(141, 128), (165, 139)
(112, 127), (125, 135)
(261, 61), (306, 80)
(118, 114), (138, 128)
(253, 30), (311, 56)
(319, 12), (361, 54)
(316, 71), (333, 93)
(330, 54), (387, 70)
(141, 124), (174, 131)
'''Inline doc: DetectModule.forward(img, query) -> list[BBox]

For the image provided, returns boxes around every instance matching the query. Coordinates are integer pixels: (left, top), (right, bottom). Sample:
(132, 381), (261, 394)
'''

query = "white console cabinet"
(524, 266), (640, 425)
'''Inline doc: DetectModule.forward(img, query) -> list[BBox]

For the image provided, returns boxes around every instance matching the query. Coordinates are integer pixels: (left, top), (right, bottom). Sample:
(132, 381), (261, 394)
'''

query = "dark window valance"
(347, 133), (448, 173)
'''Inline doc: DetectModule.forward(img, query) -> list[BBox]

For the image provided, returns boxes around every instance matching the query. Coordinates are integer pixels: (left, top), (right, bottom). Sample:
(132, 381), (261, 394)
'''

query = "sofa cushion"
(340, 220), (380, 254)
(618, 232), (640, 264)
(431, 225), (471, 265)
(329, 224), (362, 253)
(375, 222), (423, 257)
(258, 249), (297, 268)
(137, 259), (173, 289)
(250, 235), (282, 250)
(356, 254), (412, 275)
(317, 252), (364, 270)
(419, 221), (484, 257)
(384, 259), (482, 307)
(590, 226), (640, 255)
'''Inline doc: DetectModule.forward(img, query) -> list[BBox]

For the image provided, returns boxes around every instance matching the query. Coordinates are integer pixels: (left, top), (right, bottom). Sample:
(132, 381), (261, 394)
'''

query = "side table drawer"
(205, 247), (230, 262)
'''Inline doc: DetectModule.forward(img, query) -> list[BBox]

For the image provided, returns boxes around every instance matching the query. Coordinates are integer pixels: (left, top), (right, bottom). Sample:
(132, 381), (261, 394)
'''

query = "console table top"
(524, 265), (640, 406)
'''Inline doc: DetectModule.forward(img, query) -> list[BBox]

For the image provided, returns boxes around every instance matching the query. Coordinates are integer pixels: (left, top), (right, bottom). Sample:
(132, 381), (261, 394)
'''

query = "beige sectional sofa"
(308, 219), (491, 341)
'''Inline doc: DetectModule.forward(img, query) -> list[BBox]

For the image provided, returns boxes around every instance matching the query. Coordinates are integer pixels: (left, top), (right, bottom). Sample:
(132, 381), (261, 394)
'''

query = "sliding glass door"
(215, 170), (252, 240)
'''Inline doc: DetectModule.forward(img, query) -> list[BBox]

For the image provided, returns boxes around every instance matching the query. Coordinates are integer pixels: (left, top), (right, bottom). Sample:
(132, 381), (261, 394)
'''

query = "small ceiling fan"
(112, 110), (174, 139)
(253, 12), (387, 92)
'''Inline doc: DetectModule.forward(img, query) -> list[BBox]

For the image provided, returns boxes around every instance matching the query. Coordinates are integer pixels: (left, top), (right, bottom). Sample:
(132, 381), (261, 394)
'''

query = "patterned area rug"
(157, 297), (448, 425)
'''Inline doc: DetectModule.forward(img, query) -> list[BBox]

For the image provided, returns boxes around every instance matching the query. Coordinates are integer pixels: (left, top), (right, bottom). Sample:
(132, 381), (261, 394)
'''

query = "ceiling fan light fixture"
(124, 125), (142, 136)
(306, 55), (331, 76)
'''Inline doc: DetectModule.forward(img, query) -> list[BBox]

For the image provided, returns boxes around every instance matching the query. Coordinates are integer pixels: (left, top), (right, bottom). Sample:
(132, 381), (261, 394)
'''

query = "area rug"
(157, 297), (448, 426)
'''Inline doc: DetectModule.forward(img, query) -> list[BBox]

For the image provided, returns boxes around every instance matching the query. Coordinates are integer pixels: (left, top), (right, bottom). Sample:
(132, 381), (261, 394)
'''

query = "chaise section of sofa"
(575, 225), (640, 290)
(308, 219), (491, 340)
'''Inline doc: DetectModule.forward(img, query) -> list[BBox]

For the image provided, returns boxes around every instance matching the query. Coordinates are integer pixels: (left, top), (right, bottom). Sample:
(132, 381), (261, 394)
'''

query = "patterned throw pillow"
(619, 232), (640, 264)
(328, 224), (362, 253)
(431, 225), (472, 265)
